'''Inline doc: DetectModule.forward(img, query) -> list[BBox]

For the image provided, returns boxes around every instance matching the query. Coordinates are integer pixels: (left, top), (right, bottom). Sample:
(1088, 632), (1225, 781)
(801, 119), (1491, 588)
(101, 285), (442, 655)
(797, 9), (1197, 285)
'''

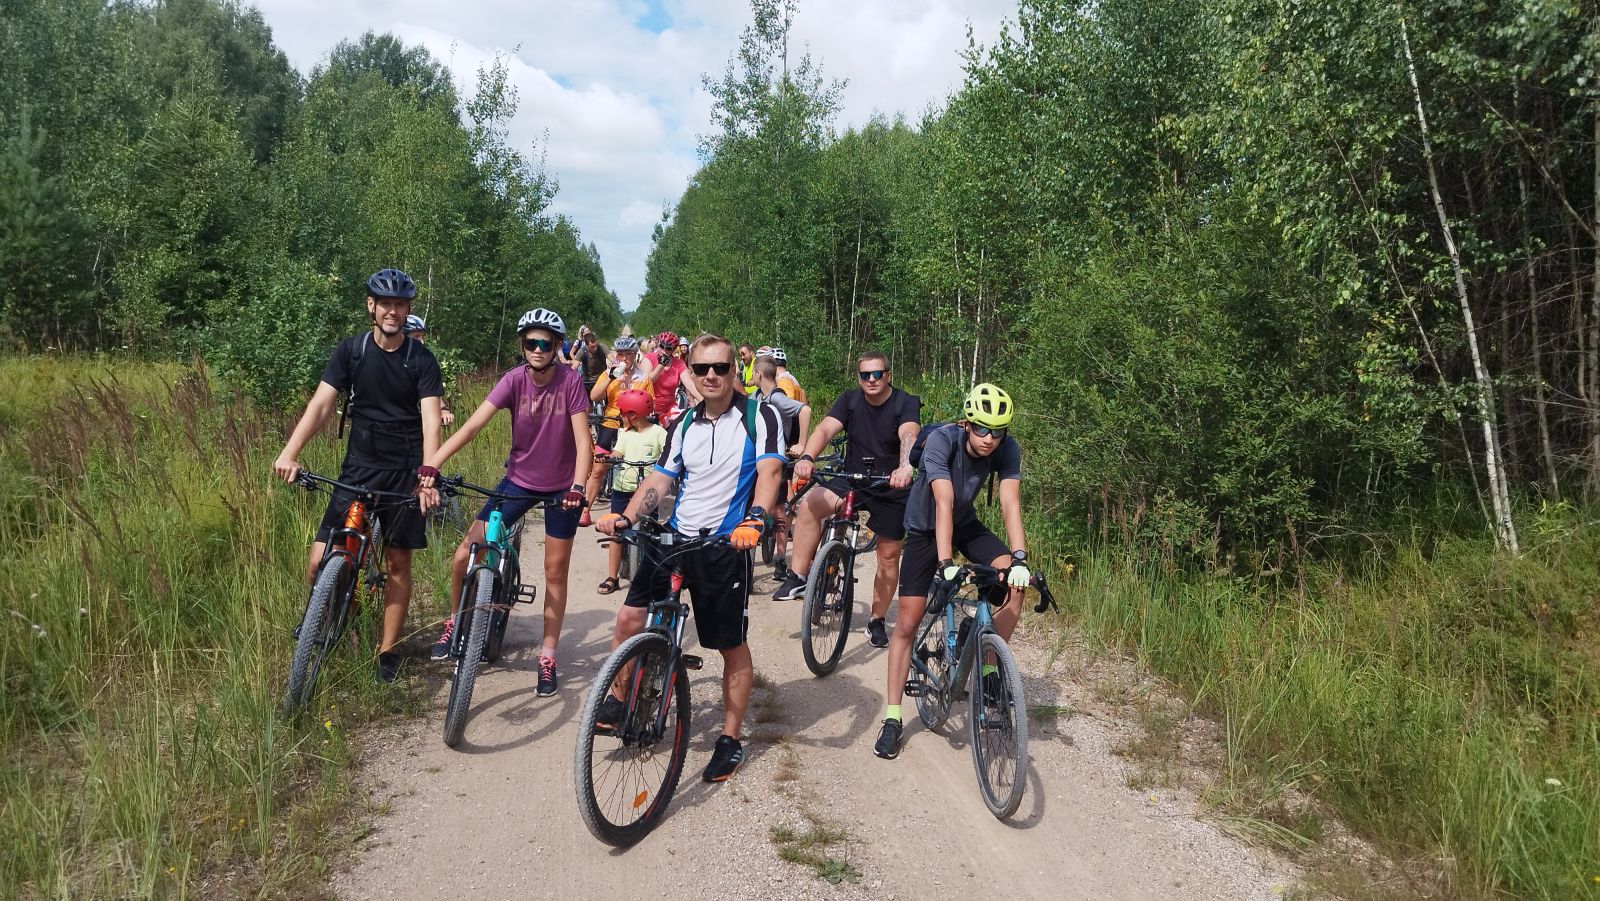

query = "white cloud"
(250, 0), (1012, 311)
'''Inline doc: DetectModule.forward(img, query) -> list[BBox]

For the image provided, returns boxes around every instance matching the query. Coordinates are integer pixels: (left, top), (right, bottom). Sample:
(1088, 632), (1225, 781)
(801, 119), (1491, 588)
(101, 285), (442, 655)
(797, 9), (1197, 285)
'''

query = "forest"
(0, 0), (624, 399)
(634, 1), (1600, 896)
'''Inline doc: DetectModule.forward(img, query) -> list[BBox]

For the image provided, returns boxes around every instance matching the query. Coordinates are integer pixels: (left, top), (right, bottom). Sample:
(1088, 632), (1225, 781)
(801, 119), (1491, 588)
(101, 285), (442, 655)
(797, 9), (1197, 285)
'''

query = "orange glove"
(596, 512), (630, 536)
(729, 514), (766, 550)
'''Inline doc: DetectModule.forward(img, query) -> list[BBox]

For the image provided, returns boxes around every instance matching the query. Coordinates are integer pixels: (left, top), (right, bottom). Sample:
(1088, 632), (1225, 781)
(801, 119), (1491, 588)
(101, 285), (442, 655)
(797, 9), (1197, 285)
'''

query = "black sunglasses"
(524, 337), (555, 353)
(968, 423), (1007, 439)
(690, 362), (732, 376)
(857, 369), (887, 382)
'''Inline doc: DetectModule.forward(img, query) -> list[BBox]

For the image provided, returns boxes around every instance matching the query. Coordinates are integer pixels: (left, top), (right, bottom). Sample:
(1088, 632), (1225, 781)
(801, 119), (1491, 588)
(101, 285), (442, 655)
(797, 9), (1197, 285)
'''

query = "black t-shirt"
(577, 343), (608, 385)
(320, 333), (443, 470)
(825, 386), (921, 478)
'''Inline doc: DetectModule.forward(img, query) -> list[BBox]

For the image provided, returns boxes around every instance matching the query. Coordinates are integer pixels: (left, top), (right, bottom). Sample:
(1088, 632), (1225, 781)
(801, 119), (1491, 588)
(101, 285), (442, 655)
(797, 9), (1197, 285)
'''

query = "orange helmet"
(617, 389), (652, 419)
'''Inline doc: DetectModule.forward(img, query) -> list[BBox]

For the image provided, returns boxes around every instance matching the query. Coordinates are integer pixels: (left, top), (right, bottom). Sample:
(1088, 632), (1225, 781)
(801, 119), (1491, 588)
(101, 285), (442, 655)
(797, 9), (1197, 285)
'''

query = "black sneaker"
(430, 619), (455, 661)
(703, 735), (744, 782)
(375, 651), (401, 684)
(772, 572), (806, 601)
(770, 558), (790, 582)
(593, 694), (625, 735)
(867, 617), (889, 648)
(873, 718), (903, 759)
(536, 656), (558, 696)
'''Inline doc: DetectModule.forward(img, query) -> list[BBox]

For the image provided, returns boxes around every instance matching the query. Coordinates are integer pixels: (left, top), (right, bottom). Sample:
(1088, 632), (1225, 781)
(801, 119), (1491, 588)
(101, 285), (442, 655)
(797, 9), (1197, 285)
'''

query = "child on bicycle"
(874, 383), (1031, 760)
(416, 308), (591, 697)
(596, 389), (666, 595)
(272, 269), (443, 685)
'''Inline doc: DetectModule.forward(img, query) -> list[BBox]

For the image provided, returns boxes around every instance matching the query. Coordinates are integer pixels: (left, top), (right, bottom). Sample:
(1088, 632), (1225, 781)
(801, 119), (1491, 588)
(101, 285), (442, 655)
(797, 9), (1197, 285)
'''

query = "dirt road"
(338, 528), (1293, 900)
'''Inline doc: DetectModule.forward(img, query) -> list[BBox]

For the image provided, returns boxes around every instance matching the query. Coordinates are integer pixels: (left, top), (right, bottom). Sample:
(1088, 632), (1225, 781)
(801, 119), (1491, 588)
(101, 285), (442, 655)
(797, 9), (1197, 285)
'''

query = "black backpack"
(908, 421), (961, 468)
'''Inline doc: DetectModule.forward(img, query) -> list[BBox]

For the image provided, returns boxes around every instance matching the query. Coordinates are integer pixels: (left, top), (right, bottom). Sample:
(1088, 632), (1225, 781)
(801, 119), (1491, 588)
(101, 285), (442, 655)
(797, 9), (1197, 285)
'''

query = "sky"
(249, 1), (1013, 310)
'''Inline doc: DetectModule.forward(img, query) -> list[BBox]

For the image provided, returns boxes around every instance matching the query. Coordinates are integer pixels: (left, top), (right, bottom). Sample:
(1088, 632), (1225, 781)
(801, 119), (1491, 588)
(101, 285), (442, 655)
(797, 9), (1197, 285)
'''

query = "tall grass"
(1033, 506), (1600, 899)
(0, 355), (499, 898)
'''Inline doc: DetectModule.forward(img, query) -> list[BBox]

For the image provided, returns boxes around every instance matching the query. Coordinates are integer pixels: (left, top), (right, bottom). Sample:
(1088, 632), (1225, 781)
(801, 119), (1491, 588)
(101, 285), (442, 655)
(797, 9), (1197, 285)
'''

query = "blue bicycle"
(904, 562), (1058, 818)
(434, 477), (541, 748)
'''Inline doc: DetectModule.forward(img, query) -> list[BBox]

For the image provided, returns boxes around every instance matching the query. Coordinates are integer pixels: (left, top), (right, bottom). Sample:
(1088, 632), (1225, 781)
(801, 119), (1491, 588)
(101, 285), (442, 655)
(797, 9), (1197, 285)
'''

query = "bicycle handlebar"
(434, 475), (562, 508)
(293, 471), (420, 504)
(946, 561), (1061, 614)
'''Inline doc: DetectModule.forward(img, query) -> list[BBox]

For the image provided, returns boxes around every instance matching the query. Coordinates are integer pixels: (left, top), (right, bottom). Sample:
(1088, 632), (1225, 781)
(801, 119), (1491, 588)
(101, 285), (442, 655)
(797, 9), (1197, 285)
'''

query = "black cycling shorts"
(898, 518), (1009, 602)
(819, 478), (908, 541)
(474, 478), (580, 540)
(595, 425), (618, 452)
(623, 541), (752, 650)
(316, 465), (426, 550)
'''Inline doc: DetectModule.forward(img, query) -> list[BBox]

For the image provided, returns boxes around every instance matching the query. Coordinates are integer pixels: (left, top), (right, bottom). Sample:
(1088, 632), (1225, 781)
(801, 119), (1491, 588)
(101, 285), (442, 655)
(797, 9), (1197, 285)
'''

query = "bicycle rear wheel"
(912, 613), (953, 730)
(800, 540), (853, 676)
(442, 570), (494, 748)
(574, 632), (689, 847)
(969, 631), (1028, 818)
(284, 555), (351, 713)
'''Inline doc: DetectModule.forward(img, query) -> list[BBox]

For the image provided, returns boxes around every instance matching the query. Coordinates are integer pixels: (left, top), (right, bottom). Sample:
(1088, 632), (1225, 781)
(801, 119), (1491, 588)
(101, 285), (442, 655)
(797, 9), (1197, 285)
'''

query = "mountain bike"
(575, 516), (725, 846)
(789, 463), (890, 676)
(904, 562), (1058, 818)
(434, 476), (541, 748)
(762, 437), (851, 567)
(284, 471), (418, 713)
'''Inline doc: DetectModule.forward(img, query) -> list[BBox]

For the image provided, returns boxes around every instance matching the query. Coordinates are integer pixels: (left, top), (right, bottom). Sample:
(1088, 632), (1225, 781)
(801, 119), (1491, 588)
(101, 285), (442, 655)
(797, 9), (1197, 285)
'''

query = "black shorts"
(623, 542), (752, 650)
(898, 518), (1010, 600)
(474, 478), (580, 540)
(820, 478), (908, 541)
(316, 465), (426, 550)
(595, 426), (618, 451)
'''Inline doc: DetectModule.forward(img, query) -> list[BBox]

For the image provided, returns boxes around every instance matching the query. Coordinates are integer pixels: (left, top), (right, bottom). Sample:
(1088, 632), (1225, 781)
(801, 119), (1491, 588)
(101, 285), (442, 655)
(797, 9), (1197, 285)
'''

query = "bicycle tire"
(912, 613), (953, 730)
(442, 570), (494, 748)
(852, 524), (877, 554)
(759, 527), (775, 565)
(574, 631), (689, 846)
(969, 631), (1028, 818)
(800, 540), (853, 676)
(619, 540), (636, 582)
(284, 555), (351, 713)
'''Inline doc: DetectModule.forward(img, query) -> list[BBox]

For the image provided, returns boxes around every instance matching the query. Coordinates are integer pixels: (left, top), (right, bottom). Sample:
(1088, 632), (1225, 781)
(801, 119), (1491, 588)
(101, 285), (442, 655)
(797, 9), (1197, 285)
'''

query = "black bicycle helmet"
(367, 268), (417, 299)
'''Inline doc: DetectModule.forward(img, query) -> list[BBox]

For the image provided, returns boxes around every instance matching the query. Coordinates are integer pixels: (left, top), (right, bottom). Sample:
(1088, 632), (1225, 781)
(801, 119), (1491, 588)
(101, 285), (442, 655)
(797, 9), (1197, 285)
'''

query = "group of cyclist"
(273, 268), (1037, 781)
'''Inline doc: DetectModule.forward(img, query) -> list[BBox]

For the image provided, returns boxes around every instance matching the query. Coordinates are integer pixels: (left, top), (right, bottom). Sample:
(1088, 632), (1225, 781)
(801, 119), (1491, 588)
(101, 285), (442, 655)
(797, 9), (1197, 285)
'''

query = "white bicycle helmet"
(403, 314), (426, 334)
(770, 347), (788, 365)
(614, 335), (639, 351)
(516, 308), (566, 338)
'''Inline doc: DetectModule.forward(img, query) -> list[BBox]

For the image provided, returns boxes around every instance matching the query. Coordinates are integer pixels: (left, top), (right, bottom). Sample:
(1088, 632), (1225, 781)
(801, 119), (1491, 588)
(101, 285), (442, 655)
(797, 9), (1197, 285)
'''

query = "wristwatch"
(1011, 550), (1028, 564)
(747, 506), (771, 527)
(799, 453), (815, 463)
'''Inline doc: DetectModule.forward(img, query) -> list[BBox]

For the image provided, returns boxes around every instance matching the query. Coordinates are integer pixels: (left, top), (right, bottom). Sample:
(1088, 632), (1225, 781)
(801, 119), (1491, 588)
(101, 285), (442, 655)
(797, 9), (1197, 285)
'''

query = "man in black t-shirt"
(273, 268), (444, 684)
(572, 327), (609, 398)
(781, 350), (920, 650)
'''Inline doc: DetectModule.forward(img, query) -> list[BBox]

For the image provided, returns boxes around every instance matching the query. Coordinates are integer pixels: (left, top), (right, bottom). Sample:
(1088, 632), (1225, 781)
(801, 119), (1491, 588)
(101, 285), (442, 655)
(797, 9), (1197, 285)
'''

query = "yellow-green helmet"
(963, 383), (1013, 429)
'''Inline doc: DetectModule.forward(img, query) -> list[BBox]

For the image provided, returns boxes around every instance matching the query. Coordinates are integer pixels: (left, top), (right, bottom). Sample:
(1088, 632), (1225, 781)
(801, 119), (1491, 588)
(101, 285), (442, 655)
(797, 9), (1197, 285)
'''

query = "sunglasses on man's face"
(690, 361), (732, 376)
(968, 423), (1007, 439)
(858, 369), (887, 382)
(524, 337), (555, 353)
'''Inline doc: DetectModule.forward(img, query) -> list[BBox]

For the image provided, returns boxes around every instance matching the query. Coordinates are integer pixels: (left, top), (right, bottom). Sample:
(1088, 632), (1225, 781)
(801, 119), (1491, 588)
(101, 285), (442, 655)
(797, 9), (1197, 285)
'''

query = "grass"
(1031, 505), (1600, 900)
(0, 354), (504, 898)
(769, 814), (862, 885)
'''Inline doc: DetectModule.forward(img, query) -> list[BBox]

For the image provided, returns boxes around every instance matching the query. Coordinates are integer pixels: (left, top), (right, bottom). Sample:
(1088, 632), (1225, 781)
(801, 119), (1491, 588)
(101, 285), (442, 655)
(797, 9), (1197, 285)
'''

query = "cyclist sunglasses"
(857, 369), (887, 382)
(968, 423), (1007, 439)
(524, 337), (555, 352)
(690, 362), (732, 376)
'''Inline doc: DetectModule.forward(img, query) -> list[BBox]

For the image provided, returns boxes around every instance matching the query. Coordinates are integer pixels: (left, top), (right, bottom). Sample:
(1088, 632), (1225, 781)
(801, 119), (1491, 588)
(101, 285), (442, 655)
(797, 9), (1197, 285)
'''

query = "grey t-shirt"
(757, 387), (805, 441)
(904, 424), (1021, 534)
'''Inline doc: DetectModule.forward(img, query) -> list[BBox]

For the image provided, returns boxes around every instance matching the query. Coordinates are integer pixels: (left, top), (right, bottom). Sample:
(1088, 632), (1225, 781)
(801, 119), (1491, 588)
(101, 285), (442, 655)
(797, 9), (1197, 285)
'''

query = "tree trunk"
(1590, 109), (1600, 498)
(1403, 20), (1519, 552)
(1515, 82), (1562, 496)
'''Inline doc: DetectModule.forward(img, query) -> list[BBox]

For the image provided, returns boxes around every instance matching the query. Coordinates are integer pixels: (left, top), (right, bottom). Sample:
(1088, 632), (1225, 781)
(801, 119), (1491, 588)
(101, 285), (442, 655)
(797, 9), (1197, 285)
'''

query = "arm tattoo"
(639, 487), (660, 515)
(899, 425), (915, 467)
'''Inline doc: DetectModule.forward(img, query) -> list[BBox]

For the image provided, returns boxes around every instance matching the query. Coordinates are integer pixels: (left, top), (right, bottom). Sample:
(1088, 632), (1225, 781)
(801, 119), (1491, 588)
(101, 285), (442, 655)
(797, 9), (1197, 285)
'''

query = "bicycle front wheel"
(442, 570), (494, 748)
(969, 631), (1028, 818)
(800, 540), (853, 676)
(284, 555), (352, 714)
(912, 613), (953, 730)
(574, 632), (689, 847)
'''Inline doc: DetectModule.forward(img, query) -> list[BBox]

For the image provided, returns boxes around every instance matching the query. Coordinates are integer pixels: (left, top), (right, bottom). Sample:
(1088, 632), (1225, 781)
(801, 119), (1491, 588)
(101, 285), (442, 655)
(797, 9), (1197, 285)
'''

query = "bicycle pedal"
(681, 654), (704, 671)
(515, 586), (537, 603)
(902, 680), (926, 697)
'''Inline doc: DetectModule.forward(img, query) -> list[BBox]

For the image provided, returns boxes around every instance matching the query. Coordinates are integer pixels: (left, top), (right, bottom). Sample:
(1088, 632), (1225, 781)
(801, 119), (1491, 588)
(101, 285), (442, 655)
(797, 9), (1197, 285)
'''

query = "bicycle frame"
(451, 502), (522, 657)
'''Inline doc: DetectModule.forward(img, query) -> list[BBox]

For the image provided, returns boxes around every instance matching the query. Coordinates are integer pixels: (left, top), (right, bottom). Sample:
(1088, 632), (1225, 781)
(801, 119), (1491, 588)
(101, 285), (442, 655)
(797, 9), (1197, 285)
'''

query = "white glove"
(1006, 563), (1031, 589)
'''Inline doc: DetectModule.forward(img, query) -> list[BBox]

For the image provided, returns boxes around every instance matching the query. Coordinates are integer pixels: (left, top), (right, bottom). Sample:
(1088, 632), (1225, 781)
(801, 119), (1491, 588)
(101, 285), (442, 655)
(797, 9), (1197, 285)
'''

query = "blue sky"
(249, 1), (1012, 310)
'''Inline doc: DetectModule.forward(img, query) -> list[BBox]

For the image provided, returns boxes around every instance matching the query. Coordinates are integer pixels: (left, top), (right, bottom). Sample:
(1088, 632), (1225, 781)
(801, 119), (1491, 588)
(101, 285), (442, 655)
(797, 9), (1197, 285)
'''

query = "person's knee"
(387, 548), (413, 575)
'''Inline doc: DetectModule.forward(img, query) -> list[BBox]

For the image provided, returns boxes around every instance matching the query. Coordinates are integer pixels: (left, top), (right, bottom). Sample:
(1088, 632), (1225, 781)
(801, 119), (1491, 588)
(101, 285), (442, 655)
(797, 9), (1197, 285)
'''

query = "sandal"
(596, 576), (621, 595)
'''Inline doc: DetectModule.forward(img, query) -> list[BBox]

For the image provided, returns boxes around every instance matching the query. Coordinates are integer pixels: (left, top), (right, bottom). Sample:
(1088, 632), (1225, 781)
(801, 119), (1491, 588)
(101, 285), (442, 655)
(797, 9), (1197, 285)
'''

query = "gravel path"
(336, 528), (1295, 900)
